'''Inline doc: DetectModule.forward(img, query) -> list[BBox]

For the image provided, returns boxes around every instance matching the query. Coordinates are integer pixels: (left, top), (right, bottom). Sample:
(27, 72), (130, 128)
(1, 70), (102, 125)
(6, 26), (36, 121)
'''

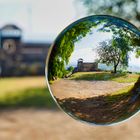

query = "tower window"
(3, 39), (16, 54)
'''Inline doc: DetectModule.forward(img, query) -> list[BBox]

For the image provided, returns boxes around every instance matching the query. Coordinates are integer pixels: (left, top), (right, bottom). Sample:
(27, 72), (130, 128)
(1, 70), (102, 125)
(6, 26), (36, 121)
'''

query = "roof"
(21, 42), (51, 48)
(0, 24), (22, 38)
(1, 24), (21, 31)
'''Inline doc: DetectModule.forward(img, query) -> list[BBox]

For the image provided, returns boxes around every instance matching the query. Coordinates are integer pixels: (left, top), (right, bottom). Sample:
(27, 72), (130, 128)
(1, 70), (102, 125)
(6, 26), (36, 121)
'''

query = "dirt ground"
(0, 109), (140, 140)
(51, 79), (133, 99)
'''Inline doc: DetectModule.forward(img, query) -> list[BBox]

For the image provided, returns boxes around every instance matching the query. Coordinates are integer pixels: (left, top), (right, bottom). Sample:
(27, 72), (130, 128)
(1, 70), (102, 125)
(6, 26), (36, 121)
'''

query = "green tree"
(131, 38), (140, 58)
(97, 28), (135, 73)
(98, 40), (127, 73)
(96, 17), (140, 73)
(48, 21), (99, 81)
(77, 0), (140, 27)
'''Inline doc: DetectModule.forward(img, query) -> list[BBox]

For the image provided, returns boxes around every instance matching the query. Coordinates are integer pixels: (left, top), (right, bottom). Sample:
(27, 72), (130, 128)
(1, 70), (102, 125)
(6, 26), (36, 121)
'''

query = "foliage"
(48, 21), (98, 81)
(67, 66), (74, 73)
(48, 15), (140, 80)
(133, 38), (140, 58)
(97, 39), (129, 73)
(97, 22), (140, 73)
(77, 0), (140, 27)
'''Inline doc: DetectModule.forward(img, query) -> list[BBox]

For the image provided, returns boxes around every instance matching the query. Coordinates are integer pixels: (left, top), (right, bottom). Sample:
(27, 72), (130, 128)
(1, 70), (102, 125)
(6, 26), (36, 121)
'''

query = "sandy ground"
(51, 79), (133, 99)
(0, 109), (140, 140)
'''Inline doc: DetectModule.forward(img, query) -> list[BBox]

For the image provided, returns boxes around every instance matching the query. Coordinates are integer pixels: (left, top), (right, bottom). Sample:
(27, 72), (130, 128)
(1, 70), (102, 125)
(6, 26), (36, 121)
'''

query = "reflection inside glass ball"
(46, 15), (140, 125)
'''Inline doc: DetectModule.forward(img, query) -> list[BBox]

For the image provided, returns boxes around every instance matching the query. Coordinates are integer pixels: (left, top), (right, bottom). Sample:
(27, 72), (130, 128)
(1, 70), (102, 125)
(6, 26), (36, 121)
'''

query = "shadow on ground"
(57, 77), (140, 125)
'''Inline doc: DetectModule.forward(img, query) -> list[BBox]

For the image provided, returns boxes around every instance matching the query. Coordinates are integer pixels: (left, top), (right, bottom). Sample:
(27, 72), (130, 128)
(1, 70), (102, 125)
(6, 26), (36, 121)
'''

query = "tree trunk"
(114, 65), (117, 73)
(113, 55), (120, 73)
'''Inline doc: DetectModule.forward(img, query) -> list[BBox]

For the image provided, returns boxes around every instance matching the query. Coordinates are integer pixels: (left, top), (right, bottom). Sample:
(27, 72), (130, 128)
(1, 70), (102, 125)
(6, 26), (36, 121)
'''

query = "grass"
(105, 85), (133, 102)
(0, 76), (56, 108)
(110, 85), (134, 96)
(0, 87), (56, 108)
(1, 74), (138, 108)
(0, 76), (46, 95)
(69, 72), (140, 83)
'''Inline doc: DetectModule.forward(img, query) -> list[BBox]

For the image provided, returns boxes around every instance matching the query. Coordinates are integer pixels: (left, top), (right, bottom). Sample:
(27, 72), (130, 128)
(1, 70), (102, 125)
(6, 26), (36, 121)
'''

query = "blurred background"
(0, 0), (140, 140)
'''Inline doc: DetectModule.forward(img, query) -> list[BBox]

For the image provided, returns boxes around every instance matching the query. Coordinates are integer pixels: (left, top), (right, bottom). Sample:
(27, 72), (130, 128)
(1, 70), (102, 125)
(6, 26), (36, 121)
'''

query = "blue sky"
(68, 26), (140, 72)
(0, 0), (84, 42)
(69, 28), (113, 64)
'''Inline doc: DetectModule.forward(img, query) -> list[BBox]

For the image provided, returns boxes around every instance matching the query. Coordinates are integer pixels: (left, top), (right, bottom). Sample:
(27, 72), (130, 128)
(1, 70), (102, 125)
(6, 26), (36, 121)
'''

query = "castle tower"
(0, 24), (22, 54)
(77, 58), (83, 71)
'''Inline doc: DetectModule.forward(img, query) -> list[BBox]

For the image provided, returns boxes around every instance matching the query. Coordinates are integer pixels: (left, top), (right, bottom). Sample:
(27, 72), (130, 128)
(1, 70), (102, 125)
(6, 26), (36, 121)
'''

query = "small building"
(77, 58), (98, 72)
(0, 24), (51, 76)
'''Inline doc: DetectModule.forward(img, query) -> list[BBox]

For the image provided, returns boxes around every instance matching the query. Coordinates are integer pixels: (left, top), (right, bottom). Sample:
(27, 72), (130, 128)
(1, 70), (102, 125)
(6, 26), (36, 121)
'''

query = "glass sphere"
(46, 15), (140, 125)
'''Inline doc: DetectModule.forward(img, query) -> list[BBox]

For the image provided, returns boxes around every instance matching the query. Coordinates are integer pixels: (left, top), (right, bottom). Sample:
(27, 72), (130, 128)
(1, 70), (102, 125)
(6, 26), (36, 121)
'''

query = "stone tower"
(77, 58), (83, 71)
(0, 24), (22, 54)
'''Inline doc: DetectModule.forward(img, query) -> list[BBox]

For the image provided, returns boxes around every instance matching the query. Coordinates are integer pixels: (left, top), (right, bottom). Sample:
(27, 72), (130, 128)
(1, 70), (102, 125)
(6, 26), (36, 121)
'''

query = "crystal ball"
(46, 15), (140, 125)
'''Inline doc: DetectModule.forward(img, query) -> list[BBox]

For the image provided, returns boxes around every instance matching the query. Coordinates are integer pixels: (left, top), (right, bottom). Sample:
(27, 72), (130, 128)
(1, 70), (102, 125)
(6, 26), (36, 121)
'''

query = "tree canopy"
(77, 0), (140, 27)
(48, 16), (140, 81)
(48, 20), (98, 81)
(97, 24), (140, 73)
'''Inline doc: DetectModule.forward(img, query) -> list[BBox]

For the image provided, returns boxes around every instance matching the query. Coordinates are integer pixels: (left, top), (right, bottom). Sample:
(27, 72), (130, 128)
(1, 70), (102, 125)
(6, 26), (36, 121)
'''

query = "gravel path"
(51, 79), (134, 99)
(0, 109), (140, 140)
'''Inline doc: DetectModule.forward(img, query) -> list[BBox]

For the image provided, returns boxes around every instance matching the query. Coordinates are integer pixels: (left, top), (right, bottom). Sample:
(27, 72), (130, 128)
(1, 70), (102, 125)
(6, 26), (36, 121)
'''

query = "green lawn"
(69, 72), (140, 83)
(105, 85), (133, 102)
(0, 76), (46, 94)
(1, 74), (138, 108)
(0, 77), (56, 108)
